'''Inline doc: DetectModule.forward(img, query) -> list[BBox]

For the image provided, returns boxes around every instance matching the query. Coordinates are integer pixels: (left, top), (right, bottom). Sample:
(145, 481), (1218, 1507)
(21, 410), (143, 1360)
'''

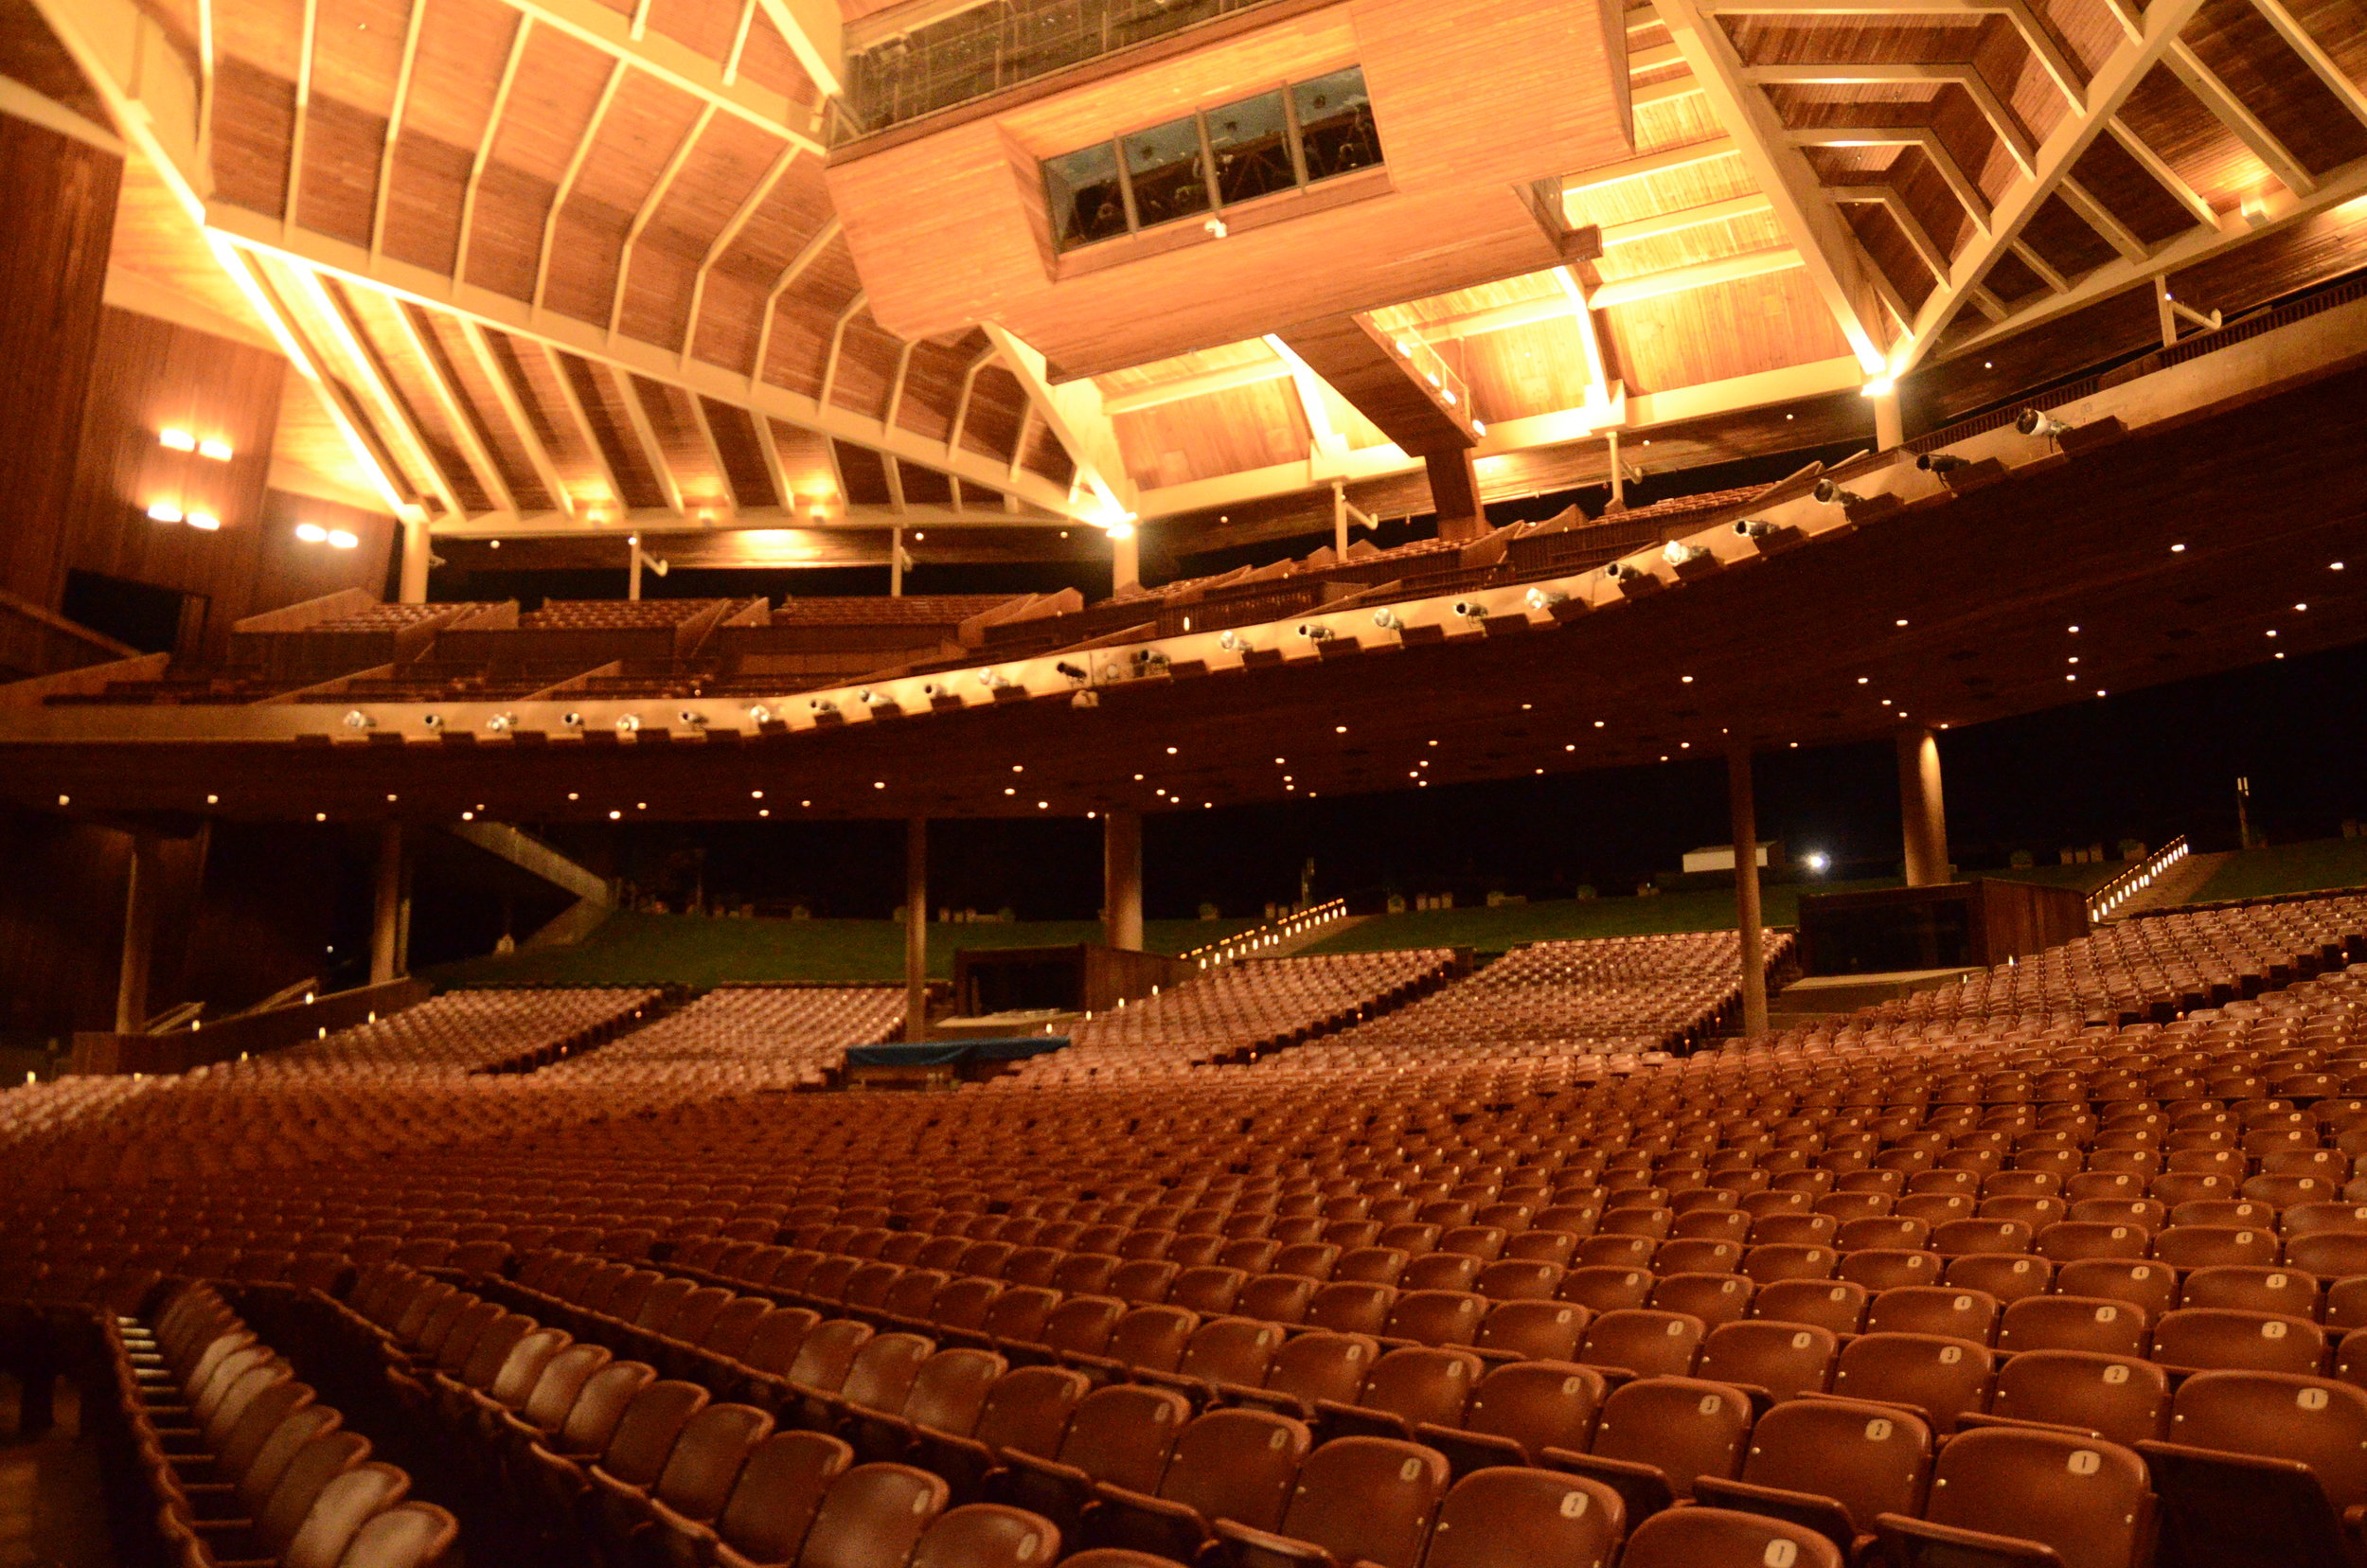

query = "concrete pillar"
(1897, 724), (1950, 886)
(1104, 809), (1144, 953)
(399, 514), (431, 604)
(628, 535), (643, 601)
(1873, 389), (1905, 451)
(1332, 485), (1350, 559)
(904, 817), (928, 1042)
(369, 822), (405, 984)
(1727, 741), (1769, 1039)
(1606, 430), (1625, 508)
(890, 526), (904, 597)
(1109, 526), (1140, 594)
(115, 833), (162, 1035)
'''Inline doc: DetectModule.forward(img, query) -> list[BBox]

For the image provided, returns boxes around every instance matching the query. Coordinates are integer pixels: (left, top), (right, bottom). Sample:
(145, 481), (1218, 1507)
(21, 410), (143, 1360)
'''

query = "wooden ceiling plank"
(946, 343), (998, 458)
(1564, 136), (1740, 194)
(210, 236), (417, 517)
(2163, 39), (2321, 194)
(539, 341), (629, 510)
(1660, 0), (1894, 374)
(982, 324), (1138, 517)
(1795, 126), (1994, 230)
(1706, 0), (2087, 108)
(1894, 0), (2214, 374)
(283, 0), (320, 241)
(750, 215), (841, 391)
(683, 141), (801, 370)
(389, 299), (520, 514)
(1831, 186), (1951, 277)
(722, 0), (759, 84)
(1263, 335), (1344, 459)
(752, 0), (842, 101)
(2057, 176), (2152, 261)
(2009, 237), (2070, 291)
(304, 269), (472, 520)
(815, 290), (868, 412)
(682, 391), (748, 509)
(2243, 0), (2367, 130)
(1747, 62), (2039, 172)
(609, 101), (721, 339)
(455, 16), (533, 286)
(460, 319), (577, 517)
(1591, 246), (1807, 307)
(367, 0), (431, 264)
(1601, 192), (1779, 246)
(533, 58), (626, 313)
(1099, 358), (1296, 415)
(616, 369), (687, 513)
(2105, 116), (2219, 226)
(503, 0), (822, 151)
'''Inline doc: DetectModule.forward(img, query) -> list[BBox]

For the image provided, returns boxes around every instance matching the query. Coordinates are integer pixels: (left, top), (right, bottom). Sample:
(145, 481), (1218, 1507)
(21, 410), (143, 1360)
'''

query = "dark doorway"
(61, 568), (205, 655)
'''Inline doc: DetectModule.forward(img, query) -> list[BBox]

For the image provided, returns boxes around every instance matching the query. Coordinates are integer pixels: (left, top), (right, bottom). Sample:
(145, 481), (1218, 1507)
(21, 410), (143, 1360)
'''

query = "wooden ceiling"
(9, 0), (2367, 561)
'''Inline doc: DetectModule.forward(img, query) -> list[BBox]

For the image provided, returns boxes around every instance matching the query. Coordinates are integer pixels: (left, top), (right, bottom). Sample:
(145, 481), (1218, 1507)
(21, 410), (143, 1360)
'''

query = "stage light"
(187, 512), (222, 532)
(1916, 453), (1967, 473)
(1734, 519), (1773, 539)
(1371, 609), (1402, 631)
(809, 697), (837, 713)
(420, 714), (442, 728)
(1298, 622), (1335, 641)
(1525, 587), (1567, 610)
(615, 714), (640, 732)
(148, 502), (184, 523)
(1603, 561), (1633, 581)
(161, 429), (197, 452)
(1805, 851), (1830, 873)
(2016, 408), (2071, 439)
(327, 529), (357, 548)
(295, 523), (329, 543)
(1056, 661), (1088, 682)
(1219, 630), (1252, 650)
(976, 669), (1013, 690)
(487, 713), (515, 732)
(1812, 479), (1861, 506)
(610, 810), (622, 820)
(199, 439), (233, 461)
(1662, 541), (1710, 566)
(561, 712), (583, 728)
(343, 710), (373, 730)
(747, 705), (772, 724)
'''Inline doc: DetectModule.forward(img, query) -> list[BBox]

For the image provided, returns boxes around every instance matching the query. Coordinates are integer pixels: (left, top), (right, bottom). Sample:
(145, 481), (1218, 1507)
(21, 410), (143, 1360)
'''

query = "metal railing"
(1184, 898), (1349, 968)
(2090, 835), (2190, 921)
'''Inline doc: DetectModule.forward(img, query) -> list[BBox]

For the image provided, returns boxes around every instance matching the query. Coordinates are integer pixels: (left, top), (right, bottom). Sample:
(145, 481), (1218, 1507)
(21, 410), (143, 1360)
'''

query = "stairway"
(2102, 850), (2230, 920)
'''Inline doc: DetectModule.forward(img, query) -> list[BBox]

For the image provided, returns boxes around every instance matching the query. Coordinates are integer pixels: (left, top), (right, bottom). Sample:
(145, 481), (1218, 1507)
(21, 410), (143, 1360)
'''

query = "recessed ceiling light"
(2171, 543), (2185, 553)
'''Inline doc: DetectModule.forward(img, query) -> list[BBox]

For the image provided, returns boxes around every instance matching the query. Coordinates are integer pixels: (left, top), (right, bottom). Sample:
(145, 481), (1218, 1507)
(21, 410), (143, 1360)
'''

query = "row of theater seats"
(1027, 952), (1460, 1078)
(259, 988), (664, 1074)
(538, 988), (905, 1091)
(52, 1280), (455, 1567)
(517, 601), (753, 631)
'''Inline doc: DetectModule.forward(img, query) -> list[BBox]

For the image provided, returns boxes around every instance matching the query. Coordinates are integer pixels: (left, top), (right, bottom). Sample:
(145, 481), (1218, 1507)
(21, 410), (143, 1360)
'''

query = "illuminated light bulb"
(327, 529), (358, 548)
(160, 429), (197, 452)
(148, 502), (184, 523)
(295, 523), (329, 543)
(198, 439), (234, 461)
(1860, 376), (1896, 398)
(186, 512), (222, 531)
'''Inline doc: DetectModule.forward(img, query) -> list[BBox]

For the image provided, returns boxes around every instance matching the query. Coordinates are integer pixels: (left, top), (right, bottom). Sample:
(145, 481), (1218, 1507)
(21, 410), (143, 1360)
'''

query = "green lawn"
(2193, 837), (2367, 903)
(1296, 879), (1903, 956)
(425, 911), (1257, 988)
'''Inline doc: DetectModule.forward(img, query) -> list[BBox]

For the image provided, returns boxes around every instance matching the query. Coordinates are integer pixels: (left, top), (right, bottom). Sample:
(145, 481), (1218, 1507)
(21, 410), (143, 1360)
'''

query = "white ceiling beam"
(680, 388), (740, 511)
(2106, 117), (2217, 227)
(1563, 136), (1739, 194)
(946, 343), (998, 459)
(295, 266), (474, 521)
(1745, 62), (2038, 171)
(1595, 246), (1807, 306)
(2245, 0), (2367, 129)
(609, 102), (719, 340)
(614, 367), (688, 514)
(1600, 192), (1777, 245)
(1551, 266), (1613, 408)
(457, 318), (578, 517)
(2009, 238), (2070, 292)
(750, 216), (842, 388)
(534, 60), (625, 313)
(981, 324), (1139, 518)
(504, 0), (823, 152)
(1705, 0), (2085, 108)
(683, 142), (801, 370)
(815, 290), (867, 413)
(365, 0), (429, 263)
(2057, 176), (2151, 261)
(752, 0), (844, 101)
(202, 206), (1094, 520)
(282, 0), (319, 241)
(454, 16), (533, 286)
(750, 412), (798, 510)
(1829, 186), (1951, 278)
(1099, 357), (1296, 415)
(1263, 335), (1348, 460)
(1792, 125), (1991, 229)
(1895, 0), (2215, 374)
(538, 341), (631, 512)
(1658, 0), (1895, 373)
(387, 299), (521, 514)
(2164, 40), (2319, 194)
(432, 504), (1075, 538)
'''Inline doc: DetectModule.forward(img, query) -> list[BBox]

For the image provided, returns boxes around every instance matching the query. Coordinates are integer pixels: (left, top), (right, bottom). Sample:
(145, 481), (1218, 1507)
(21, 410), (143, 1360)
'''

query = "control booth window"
(1044, 66), (1381, 253)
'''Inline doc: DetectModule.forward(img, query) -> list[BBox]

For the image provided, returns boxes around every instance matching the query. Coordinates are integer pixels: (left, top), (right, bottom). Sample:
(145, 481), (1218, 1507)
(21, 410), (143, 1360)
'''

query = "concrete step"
(2104, 850), (2230, 920)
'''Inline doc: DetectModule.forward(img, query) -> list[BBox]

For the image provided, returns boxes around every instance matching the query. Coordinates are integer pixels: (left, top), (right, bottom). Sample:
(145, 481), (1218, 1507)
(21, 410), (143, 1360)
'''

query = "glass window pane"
(1205, 90), (1296, 205)
(1122, 116), (1213, 228)
(1293, 66), (1381, 183)
(1045, 142), (1129, 250)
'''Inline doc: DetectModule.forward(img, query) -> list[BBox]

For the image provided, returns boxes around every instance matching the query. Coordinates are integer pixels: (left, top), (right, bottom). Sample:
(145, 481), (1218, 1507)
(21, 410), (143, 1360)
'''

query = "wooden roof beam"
(684, 142), (801, 370)
(283, 0), (320, 241)
(609, 103), (721, 342)
(1746, 62), (2038, 172)
(1551, 267), (1613, 409)
(455, 20), (534, 288)
(754, 0), (844, 101)
(535, 61), (626, 314)
(458, 320), (578, 519)
(1600, 193), (1778, 246)
(1890, 0), (2214, 376)
(300, 269), (474, 521)
(815, 291), (868, 413)
(1659, 0), (1895, 374)
(751, 218), (843, 390)
(982, 325), (1139, 519)
(365, 0), (429, 264)
(1793, 125), (1992, 230)
(946, 343), (998, 460)
(504, 0), (824, 151)
(387, 300), (521, 515)
(1829, 186), (1952, 278)
(1563, 136), (1740, 194)
(1263, 336), (1350, 460)
(2164, 40), (2320, 194)
(614, 368), (688, 514)
(1706, 0), (2086, 109)
(539, 342), (631, 513)
(2246, 0), (2367, 130)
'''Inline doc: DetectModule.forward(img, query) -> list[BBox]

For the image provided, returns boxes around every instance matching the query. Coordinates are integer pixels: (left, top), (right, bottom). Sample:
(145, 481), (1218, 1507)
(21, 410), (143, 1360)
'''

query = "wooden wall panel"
(0, 117), (121, 608)
(0, 809), (133, 1039)
(250, 488), (400, 612)
(59, 308), (289, 659)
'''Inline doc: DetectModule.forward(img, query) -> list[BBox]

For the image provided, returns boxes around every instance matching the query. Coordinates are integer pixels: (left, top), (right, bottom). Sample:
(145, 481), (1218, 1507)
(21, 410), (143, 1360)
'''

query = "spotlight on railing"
(2016, 408), (2072, 439)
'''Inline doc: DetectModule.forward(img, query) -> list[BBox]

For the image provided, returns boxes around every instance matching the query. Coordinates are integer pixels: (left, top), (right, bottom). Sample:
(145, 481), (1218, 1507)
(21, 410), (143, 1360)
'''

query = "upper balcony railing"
(844, 0), (1292, 137)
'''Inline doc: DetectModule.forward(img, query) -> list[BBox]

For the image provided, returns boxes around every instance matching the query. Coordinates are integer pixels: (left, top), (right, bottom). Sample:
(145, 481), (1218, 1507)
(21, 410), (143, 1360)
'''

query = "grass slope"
(2193, 837), (2367, 903)
(425, 912), (1258, 989)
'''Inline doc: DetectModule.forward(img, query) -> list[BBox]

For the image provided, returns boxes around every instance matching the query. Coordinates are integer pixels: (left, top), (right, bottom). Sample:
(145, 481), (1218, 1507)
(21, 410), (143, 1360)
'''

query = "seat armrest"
(1210, 1519), (1342, 1568)
(1874, 1511), (2066, 1567)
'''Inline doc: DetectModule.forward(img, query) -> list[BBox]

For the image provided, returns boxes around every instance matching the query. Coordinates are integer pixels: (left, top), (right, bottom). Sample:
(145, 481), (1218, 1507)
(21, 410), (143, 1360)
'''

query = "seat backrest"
(1355, 1348), (1484, 1429)
(1988, 1350), (2170, 1449)
(899, 1351), (1007, 1440)
(256, 1432), (374, 1553)
(839, 1334), (934, 1416)
(1587, 1378), (1753, 1497)
(1105, 1306), (1199, 1374)
(715, 1432), (855, 1567)
(2151, 1308), (2325, 1376)
(1827, 1332), (1992, 1434)
(1055, 1384), (1192, 1492)
(1264, 1331), (1378, 1407)
(238, 1405), (345, 1515)
(1474, 1300), (1585, 1362)
(282, 1461), (410, 1568)
(654, 1403), (776, 1521)
(602, 1380), (712, 1486)
(560, 1362), (659, 1454)
(1577, 1310), (1704, 1379)
(1618, 1506), (1843, 1568)
(908, 1504), (1060, 1568)
(1695, 1321), (1838, 1403)
(744, 1310), (823, 1375)
(1157, 1408), (1311, 1533)
(1420, 1467), (1621, 1568)
(331, 1503), (458, 1568)
(2169, 1370), (2367, 1514)
(1176, 1318), (1282, 1388)
(1997, 1296), (2147, 1359)
(1865, 1287), (2001, 1345)
(788, 1320), (876, 1392)
(1921, 1427), (2150, 1568)
(795, 1463), (949, 1568)
(1739, 1397), (1931, 1532)
(1273, 1436), (1450, 1568)
(972, 1367), (1091, 1460)
(1459, 1362), (1604, 1459)
(1750, 1279), (1867, 1335)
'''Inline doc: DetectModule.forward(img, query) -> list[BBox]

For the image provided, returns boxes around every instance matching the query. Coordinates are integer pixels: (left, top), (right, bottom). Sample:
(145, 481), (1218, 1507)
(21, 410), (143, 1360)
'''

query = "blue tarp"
(845, 1037), (1071, 1068)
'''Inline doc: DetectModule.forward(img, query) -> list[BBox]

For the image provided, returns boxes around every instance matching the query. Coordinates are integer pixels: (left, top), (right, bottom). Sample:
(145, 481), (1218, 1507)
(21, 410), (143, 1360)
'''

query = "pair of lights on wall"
(146, 501), (221, 530)
(294, 523), (361, 549)
(161, 429), (235, 461)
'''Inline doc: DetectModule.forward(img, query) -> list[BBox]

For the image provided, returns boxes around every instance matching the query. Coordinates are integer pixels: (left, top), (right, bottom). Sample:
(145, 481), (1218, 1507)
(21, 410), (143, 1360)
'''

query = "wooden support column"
(370, 823), (405, 984)
(1425, 450), (1486, 542)
(890, 526), (904, 596)
(399, 515), (431, 603)
(1606, 431), (1625, 508)
(1332, 484), (1351, 558)
(904, 817), (928, 1042)
(1109, 527), (1141, 594)
(1872, 388), (1905, 450)
(1104, 809), (1144, 953)
(1898, 724), (1951, 886)
(1727, 741), (1769, 1039)
(628, 536), (644, 600)
(114, 831), (163, 1035)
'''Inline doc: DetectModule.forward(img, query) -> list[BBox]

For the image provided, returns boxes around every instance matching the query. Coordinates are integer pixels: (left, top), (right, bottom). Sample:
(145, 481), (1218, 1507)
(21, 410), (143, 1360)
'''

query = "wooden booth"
(1796, 879), (2089, 977)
